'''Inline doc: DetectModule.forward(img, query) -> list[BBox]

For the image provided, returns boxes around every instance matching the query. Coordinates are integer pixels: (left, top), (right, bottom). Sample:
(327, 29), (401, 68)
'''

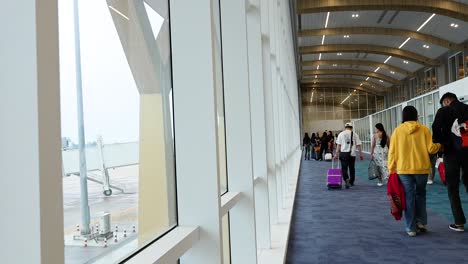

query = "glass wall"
(59, 0), (177, 262)
(302, 87), (381, 123)
(354, 90), (439, 153)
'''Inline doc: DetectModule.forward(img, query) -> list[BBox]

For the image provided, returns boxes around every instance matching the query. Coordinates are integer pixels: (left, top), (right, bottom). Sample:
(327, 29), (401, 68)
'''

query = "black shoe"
(417, 223), (427, 233)
(345, 180), (350, 189)
(350, 183), (355, 187)
(449, 224), (464, 232)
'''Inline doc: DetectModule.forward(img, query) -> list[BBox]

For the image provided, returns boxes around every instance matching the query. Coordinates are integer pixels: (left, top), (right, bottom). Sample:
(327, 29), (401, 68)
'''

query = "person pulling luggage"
(334, 123), (364, 189)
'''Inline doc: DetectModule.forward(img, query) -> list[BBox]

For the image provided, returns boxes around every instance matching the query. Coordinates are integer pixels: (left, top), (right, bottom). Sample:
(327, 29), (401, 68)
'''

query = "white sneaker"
(377, 182), (383, 187)
(427, 180), (434, 185)
(406, 231), (417, 237)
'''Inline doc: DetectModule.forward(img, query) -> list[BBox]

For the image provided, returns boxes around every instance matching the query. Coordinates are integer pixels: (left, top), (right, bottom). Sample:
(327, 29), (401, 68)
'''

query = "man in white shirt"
(334, 123), (364, 189)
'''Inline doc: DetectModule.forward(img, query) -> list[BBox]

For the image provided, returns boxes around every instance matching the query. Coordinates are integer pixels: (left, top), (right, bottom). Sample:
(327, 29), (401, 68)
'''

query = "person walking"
(321, 132), (330, 161)
(328, 131), (335, 154)
(388, 106), (441, 237)
(314, 137), (322, 161)
(370, 123), (390, 187)
(334, 123), (364, 189)
(311, 133), (317, 160)
(303, 133), (311, 160)
(432, 92), (468, 232)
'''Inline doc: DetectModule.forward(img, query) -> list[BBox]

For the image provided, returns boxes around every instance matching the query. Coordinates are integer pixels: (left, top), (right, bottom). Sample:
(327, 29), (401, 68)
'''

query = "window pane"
(223, 214), (231, 264)
(59, 0), (176, 262)
(213, 0), (228, 195)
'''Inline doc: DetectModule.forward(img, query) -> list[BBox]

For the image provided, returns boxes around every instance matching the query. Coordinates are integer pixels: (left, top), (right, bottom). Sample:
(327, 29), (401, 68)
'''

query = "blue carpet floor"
(286, 156), (468, 264)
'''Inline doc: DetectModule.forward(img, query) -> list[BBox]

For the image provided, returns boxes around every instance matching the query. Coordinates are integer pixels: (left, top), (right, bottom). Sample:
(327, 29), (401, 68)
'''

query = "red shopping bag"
(438, 161), (446, 185)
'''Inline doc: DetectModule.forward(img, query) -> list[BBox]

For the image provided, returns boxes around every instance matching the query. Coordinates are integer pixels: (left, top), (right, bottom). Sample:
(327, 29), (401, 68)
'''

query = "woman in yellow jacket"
(388, 106), (441, 237)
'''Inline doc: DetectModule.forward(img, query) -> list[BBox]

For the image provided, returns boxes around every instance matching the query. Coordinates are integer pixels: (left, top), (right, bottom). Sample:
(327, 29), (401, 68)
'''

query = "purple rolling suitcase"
(327, 159), (342, 190)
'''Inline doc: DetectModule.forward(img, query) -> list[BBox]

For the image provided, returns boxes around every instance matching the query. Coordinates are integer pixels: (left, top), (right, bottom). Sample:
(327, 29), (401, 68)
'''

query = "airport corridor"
(286, 156), (468, 264)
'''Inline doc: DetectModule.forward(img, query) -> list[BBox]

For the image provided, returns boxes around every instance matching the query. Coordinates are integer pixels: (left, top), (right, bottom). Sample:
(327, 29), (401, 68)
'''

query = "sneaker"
(406, 231), (417, 237)
(427, 180), (434, 185)
(345, 179), (351, 189)
(417, 223), (427, 233)
(449, 224), (465, 232)
(377, 181), (383, 187)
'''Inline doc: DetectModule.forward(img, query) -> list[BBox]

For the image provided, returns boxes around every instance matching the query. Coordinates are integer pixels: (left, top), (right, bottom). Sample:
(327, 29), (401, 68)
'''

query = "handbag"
(368, 159), (380, 180)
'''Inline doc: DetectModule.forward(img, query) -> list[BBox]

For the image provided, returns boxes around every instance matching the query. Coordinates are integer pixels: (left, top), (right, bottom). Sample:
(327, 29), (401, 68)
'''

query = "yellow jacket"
(388, 121), (441, 175)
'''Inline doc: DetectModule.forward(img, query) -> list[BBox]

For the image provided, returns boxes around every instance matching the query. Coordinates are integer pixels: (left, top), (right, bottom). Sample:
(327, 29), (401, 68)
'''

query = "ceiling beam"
(299, 44), (440, 66)
(297, 0), (468, 22)
(302, 60), (415, 77)
(301, 78), (387, 91)
(301, 84), (380, 95)
(299, 28), (464, 51)
(303, 69), (402, 85)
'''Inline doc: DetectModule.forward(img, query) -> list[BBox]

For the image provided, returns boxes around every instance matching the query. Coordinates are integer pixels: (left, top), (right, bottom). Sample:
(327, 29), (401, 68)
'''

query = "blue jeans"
(398, 174), (428, 232)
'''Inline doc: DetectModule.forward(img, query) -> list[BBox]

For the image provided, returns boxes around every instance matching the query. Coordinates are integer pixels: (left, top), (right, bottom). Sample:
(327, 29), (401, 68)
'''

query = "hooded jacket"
(388, 121), (441, 175)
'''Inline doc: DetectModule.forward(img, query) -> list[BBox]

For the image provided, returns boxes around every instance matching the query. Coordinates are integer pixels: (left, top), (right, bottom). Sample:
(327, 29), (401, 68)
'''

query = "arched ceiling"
(296, 0), (468, 95)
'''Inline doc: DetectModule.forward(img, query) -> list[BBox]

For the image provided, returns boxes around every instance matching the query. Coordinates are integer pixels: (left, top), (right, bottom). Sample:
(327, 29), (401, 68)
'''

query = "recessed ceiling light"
(379, 80), (384, 83)
(423, 44), (430, 49)
(315, 75), (318, 78)
(403, 60), (409, 64)
(333, 64), (338, 67)
(390, 71), (395, 74)
(360, 83), (363, 86)
(354, 89), (357, 92)
(337, 53), (342, 56)
(451, 23), (459, 28)
(344, 35), (350, 38)
(352, 13), (359, 18)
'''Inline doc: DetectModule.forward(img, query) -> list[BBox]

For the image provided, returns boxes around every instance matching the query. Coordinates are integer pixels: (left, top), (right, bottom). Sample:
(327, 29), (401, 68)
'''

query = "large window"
(449, 52), (465, 83)
(59, 0), (176, 262)
(302, 87), (381, 123)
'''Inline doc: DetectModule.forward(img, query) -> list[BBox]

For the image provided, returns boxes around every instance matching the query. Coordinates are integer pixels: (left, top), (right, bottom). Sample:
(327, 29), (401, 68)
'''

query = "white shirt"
(336, 129), (362, 156)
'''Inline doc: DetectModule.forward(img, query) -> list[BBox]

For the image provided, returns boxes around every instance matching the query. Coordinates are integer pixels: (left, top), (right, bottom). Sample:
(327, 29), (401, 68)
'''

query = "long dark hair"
(402, 106), (418, 123)
(303, 133), (310, 141)
(375, 123), (388, 148)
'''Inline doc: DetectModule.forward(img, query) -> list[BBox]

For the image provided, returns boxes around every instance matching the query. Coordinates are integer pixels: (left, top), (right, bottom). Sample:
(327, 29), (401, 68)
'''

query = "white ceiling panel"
(419, 15), (468, 44)
(321, 34), (406, 48)
(401, 38), (449, 60)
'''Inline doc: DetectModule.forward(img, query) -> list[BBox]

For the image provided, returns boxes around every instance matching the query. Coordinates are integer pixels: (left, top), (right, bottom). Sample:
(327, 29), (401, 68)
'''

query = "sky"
(59, 0), (151, 143)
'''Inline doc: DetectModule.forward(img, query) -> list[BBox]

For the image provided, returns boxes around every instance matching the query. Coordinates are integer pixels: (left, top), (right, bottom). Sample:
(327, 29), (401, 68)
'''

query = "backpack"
(450, 102), (468, 150)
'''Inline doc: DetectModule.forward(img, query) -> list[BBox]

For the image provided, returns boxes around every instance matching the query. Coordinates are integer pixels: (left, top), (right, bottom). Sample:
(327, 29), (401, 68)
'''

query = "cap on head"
(439, 92), (458, 105)
(345, 123), (353, 129)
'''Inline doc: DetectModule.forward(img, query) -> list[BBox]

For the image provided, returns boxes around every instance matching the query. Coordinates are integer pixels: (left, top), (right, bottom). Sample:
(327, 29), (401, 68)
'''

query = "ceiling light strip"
(399, 37), (411, 49)
(318, 53), (322, 60)
(325, 12), (330, 28)
(321, 35), (326, 45)
(341, 94), (352, 104)
(365, 77), (370, 81)
(310, 92), (314, 102)
(374, 67), (381, 72)
(417, 13), (436, 32)
(384, 56), (392, 64)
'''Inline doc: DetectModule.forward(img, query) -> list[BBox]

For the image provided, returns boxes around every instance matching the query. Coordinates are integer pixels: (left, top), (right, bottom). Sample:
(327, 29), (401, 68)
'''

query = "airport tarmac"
(64, 165), (139, 264)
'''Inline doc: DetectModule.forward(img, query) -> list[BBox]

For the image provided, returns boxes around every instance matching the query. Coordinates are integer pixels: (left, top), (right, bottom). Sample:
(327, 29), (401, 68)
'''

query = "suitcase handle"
(331, 157), (341, 169)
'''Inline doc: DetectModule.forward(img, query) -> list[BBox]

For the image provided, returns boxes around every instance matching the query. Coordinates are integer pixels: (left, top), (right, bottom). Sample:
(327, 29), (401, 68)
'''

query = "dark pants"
(445, 151), (468, 225)
(304, 146), (311, 160)
(321, 144), (329, 159)
(428, 154), (437, 181)
(340, 153), (356, 184)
